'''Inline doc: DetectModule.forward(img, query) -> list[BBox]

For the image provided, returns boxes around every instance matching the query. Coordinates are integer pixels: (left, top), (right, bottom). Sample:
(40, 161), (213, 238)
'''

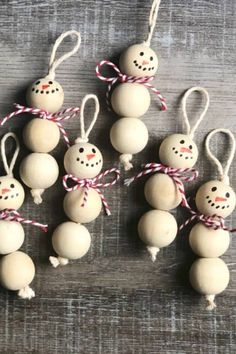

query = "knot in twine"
(0, 104), (81, 147)
(63, 168), (120, 216)
(0, 209), (48, 232)
(95, 60), (167, 111)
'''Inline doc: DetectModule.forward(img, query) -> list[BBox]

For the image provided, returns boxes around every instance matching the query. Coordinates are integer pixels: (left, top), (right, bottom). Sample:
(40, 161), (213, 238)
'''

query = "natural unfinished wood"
(0, 0), (235, 353)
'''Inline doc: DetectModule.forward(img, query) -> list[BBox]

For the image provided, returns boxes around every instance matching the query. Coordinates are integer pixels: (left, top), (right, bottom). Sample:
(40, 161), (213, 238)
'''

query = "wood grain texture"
(0, 0), (235, 353)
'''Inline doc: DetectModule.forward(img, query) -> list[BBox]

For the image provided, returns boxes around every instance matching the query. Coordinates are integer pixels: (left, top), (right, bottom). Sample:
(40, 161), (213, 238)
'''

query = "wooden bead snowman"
(49, 94), (120, 267)
(1, 31), (81, 204)
(125, 87), (209, 261)
(0, 133), (47, 299)
(185, 129), (236, 310)
(96, 0), (166, 170)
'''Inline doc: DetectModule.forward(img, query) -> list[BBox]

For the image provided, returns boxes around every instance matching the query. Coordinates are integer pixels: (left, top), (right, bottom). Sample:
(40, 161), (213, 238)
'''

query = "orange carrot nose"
(142, 60), (149, 65)
(2, 188), (10, 194)
(42, 84), (49, 90)
(215, 196), (227, 202)
(86, 154), (95, 161)
(180, 147), (192, 154)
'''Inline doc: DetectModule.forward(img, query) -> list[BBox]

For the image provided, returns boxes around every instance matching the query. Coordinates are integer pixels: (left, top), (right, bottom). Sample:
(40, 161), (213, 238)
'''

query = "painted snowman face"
(195, 180), (236, 218)
(26, 77), (64, 113)
(64, 142), (103, 179)
(119, 44), (158, 77)
(0, 176), (25, 211)
(159, 134), (198, 168)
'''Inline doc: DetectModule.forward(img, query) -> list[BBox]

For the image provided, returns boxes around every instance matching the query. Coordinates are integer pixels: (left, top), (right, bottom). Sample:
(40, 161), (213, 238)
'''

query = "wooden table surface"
(0, 0), (235, 353)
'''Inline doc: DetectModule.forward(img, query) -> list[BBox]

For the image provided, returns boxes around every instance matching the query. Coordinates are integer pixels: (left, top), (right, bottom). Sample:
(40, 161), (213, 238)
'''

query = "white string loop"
(143, 0), (161, 46)
(182, 86), (210, 139)
(1, 132), (20, 177)
(205, 128), (236, 185)
(75, 94), (100, 144)
(47, 30), (81, 80)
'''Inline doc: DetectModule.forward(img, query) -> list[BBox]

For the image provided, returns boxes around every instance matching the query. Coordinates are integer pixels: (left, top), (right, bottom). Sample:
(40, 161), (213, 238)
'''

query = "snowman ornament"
(125, 87), (209, 261)
(49, 94), (120, 267)
(182, 129), (236, 310)
(0, 30), (81, 204)
(0, 133), (47, 299)
(96, 0), (166, 170)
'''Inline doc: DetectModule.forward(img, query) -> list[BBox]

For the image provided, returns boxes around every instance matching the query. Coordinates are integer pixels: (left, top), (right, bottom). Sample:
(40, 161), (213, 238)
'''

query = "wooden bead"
(64, 143), (103, 179)
(20, 153), (59, 190)
(189, 258), (230, 296)
(111, 83), (150, 117)
(52, 221), (91, 260)
(159, 133), (198, 168)
(189, 223), (230, 257)
(63, 188), (102, 223)
(110, 117), (148, 155)
(0, 251), (35, 291)
(0, 221), (25, 255)
(23, 118), (60, 153)
(119, 43), (158, 77)
(138, 210), (177, 254)
(0, 176), (25, 210)
(26, 77), (64, 113)
(144, 173), (181, 210)
(195, 180), (236, 218)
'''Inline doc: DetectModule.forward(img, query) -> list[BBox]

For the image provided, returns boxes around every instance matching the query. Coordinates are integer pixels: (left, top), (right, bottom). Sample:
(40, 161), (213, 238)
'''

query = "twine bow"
(63, 168), (120, 216)
(180, 195), (236, 232)
(0, 209), (48, 232)
(95, 60), (167, 111)
(0, 104), (81, 147)
(124, 163), (198, 192)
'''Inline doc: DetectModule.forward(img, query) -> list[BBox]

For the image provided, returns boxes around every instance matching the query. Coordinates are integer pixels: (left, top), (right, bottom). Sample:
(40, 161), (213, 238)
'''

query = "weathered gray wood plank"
(0, 0), (235, 353)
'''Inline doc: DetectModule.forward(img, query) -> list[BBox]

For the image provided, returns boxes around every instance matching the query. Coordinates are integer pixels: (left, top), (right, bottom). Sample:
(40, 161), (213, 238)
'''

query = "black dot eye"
(48, 81), (53, 84)
(180, 140), (185, 144)
(35, 81), (40, 85)
(150, 56), (153, 61)
(10, 184), (14, 188)
(139, 52), (144, 56)
(226, 192), (230, 198)
(92, 148), (96, 153)
(79, 148), (84, 153)
(189, 145), (193, 149)
(211, 187), (217, 192)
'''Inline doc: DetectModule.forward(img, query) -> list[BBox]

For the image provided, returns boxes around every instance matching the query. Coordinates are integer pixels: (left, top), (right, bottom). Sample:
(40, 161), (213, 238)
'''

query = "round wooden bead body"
(111, 83), (150, 118)
(52, 221), (91, 260)
(189, 257), (230, 295)
(63, 188), (102, 224)
(110, 117), (148, 155)
(0, 221), (25, 255)
(23, 118), (60, 153)
(0, 251), (35, 291)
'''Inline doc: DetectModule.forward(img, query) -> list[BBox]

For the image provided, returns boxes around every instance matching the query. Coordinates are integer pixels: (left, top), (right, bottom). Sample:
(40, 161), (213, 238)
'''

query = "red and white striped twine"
(0, 209), (48, 232)
(124, 162), (198, 187)
(0, 104), (80, 147)
(180, 192), (236, 232)
(95, 60), (167, 111)
(63, 168), (120, 216)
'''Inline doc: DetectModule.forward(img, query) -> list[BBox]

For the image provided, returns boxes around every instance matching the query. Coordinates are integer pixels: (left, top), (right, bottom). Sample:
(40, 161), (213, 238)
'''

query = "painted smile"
(206, 195), (230, 210)
(133, 60), (155, 72)
(0, 192), (19, 200)
(31, 80), (60, 95)
(172, 147), (194, 160)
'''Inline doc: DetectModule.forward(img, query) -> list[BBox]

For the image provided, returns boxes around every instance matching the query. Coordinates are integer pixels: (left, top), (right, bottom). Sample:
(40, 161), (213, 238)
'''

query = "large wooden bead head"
(64, 94), (103, 179)
(26, 30), (81, 113)
(159, 87), (210, 169)
(195, 129), (236, 218)
(0, 133), (25, 211)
